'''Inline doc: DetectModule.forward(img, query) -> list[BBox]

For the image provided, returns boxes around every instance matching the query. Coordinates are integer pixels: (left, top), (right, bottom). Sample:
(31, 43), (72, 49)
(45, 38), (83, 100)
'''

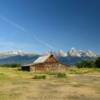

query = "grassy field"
(0, 67), (100, 100)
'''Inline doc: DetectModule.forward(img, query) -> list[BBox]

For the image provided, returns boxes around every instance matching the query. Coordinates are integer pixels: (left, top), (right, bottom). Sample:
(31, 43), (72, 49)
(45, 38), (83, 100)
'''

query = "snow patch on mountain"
(44, 48), (97, 58)
(0, 50), (37, 59)
(67, 48), (81, 57)
(67, 48), (97, 57)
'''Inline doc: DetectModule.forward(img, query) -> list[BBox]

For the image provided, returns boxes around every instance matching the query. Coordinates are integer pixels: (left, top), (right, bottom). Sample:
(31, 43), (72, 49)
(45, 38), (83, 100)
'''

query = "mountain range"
(0, 48), (98, 65)
(51, 48), (97, 57)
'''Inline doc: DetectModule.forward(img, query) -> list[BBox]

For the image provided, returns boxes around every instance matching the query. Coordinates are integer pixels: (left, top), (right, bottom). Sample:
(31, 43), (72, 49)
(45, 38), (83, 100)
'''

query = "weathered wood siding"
(30, 63), (67, 72)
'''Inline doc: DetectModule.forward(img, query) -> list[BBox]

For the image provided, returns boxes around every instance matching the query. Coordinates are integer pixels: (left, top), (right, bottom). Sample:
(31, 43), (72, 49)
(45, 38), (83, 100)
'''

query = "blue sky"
(0, 0), (100, 53)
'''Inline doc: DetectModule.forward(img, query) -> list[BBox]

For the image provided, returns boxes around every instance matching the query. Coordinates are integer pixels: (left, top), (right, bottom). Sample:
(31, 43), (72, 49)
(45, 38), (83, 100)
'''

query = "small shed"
(21, 54), (68, 72)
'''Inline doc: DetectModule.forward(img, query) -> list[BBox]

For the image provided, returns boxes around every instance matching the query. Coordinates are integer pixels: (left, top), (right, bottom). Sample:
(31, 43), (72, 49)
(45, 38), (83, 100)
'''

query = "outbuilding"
(21, 54), (68, 72)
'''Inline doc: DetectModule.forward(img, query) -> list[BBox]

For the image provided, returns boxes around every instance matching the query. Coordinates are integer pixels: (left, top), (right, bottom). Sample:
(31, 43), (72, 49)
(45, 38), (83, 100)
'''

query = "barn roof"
(33, 54), (52, 64)
(21, 54), (54, 66)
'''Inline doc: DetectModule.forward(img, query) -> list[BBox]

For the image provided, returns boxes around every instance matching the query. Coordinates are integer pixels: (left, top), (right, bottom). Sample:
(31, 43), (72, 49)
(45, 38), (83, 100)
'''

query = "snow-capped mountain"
(0, 50), (39, 64)
(47, 48), (97, 65)
(81, 50), (97, 57)
(46, 48), (97, 58)
(67, 48), (81, 57)
(0, 50), (36, 57)
(0, 48), (97, 65)
(52, 50), (67, 57)
(67, 48), (97, 57)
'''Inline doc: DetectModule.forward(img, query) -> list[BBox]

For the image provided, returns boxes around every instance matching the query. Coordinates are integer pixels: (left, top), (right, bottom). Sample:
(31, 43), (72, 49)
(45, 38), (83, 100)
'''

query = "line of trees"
(0, 64), (20, 68)
(76, 57), (100, 68)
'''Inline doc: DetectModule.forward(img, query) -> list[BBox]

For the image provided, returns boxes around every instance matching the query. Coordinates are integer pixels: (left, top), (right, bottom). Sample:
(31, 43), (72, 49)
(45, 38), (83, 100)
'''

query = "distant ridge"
(50, 48), (97, 58)
(0, 48), (97, 65)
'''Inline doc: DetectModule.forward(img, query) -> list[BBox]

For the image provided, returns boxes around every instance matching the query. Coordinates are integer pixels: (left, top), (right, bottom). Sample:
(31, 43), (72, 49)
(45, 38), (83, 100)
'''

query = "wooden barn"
(21, 54), (68, 72)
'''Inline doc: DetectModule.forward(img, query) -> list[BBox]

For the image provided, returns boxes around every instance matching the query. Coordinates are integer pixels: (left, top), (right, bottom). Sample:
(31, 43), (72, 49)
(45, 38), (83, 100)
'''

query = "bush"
(76, 60), (95, 68)
(33, 75), (46, 79)
(95, 57), (100, 68)
(56, 72), (66, 78)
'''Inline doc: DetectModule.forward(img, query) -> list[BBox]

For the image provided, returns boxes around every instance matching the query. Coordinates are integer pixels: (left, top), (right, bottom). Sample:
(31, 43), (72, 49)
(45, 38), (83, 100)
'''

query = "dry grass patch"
(0, 67), (100, 100)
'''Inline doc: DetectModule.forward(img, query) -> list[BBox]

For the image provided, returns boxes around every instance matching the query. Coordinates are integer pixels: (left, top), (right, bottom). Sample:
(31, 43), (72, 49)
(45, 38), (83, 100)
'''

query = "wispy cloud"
(0, 15), (55, 50)
(32, 35), (54, 50)
(0, 16), (26, 32)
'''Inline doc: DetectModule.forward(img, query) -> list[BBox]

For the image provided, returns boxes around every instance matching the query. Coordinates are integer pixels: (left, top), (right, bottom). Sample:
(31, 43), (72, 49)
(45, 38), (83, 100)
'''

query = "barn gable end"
(44, 55), (58, 63)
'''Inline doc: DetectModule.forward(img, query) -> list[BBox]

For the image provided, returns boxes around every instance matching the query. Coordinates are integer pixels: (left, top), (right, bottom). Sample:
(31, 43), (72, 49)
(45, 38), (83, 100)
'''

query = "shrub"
(56, 72), (66, 78)
(76, 60), (95, 68)
(33, 75), (46, 79)
(95, 57), (100, 68)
